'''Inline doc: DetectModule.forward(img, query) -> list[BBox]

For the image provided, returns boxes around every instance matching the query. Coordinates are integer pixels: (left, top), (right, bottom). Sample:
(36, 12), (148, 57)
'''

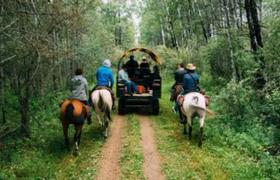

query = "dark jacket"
(174, 68), (187, 84)
(125, 59), (139, 78)
(183, 72), (199, 93)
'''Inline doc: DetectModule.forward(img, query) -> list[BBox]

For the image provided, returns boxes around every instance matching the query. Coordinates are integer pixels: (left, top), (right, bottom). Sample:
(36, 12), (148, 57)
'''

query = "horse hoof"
(73, 150), (80, 156)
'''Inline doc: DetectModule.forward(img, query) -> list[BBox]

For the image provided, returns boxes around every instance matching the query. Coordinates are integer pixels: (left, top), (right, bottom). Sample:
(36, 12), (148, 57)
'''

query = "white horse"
(91, 89), (112, 138)
(180, 92), (207, 147)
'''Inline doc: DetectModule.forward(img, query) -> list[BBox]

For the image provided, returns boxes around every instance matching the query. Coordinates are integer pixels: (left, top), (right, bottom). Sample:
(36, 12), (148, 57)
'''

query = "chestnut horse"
(60, 99), (89, 155)
(170, 84), (184, 101)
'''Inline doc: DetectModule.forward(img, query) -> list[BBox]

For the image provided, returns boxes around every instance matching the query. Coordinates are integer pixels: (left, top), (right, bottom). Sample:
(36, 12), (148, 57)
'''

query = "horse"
(170, 84), (184, 101)
(91, 88), (112, 138)
(179, 92), (207, 147)
(59, 99), (90, 155)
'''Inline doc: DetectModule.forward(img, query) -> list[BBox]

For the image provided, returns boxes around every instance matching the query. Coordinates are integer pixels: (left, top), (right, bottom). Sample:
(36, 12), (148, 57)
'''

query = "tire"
(152, 99), (159, 115)
(118, 98), (125, 115)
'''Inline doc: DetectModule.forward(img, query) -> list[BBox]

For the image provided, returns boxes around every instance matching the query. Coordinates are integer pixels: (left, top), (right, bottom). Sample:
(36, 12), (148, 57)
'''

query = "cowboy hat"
(186, 63), (196, 70)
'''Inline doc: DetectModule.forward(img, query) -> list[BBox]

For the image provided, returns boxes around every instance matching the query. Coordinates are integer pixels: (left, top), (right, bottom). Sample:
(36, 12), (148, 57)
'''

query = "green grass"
(150, 80), (280, 179)
(120, 114), (145, 180)
(0, 92), (106, 179)
(1, 79), (280, 179)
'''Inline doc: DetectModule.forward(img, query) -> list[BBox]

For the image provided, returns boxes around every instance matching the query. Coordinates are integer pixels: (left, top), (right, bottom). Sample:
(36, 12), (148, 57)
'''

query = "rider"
(173, 63), (200, 114)
(172, 63), (187, 89)
(69, 68), (92, 124)
(94, 59), (116, 109)
(171, 63), (187, 101)
(182, 63), (200, 93)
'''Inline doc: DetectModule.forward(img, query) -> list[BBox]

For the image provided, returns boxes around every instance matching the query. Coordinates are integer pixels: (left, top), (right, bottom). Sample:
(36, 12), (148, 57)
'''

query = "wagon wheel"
(152, 99), (159, 115)
(118, 98), (125, 115)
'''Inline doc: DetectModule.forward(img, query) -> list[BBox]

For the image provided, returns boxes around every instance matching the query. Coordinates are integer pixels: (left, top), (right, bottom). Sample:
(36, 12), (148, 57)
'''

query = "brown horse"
(170, 84), (184, 101)
(60, 99), (90, 155)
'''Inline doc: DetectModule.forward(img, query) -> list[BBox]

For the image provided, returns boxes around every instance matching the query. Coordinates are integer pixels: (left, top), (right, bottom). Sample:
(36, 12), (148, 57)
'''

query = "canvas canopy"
(119, 47), (161, 64)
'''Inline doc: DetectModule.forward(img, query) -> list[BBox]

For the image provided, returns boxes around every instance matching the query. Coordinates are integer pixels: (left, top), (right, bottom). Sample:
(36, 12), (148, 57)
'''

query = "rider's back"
(69, 75), (88, 101)
(96, 66), (114, 87)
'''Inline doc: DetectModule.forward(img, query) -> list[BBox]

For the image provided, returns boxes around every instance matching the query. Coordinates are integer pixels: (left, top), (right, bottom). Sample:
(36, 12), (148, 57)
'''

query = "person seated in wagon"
(118, 64), (138, 95)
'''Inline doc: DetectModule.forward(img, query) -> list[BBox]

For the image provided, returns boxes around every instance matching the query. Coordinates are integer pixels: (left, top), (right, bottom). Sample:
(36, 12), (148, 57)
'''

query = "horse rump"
(63, 101), (86, 124)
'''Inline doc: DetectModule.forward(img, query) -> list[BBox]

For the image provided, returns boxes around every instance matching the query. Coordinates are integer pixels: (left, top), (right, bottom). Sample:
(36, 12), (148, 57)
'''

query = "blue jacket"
(183, 72), (199, 93)
(96, 66), (114, 87)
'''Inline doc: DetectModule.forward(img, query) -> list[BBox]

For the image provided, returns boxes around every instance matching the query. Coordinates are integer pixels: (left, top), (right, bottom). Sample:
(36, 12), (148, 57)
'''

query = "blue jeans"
(125, 81), (138, 94)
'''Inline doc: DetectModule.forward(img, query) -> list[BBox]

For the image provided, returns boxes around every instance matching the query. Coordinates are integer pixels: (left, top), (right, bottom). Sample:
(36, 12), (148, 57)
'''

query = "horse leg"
(187, 115), (192, 140)
(62, 122), (70, 149)
(198, 113), (206, 147)
(73, 125), (82, 155)
(104, 117), (109, 138)
(183, 123), (187, 135)
(199, 127), (204, 147)
(78, 128), (82, 146)
(97, 114), (102, 126)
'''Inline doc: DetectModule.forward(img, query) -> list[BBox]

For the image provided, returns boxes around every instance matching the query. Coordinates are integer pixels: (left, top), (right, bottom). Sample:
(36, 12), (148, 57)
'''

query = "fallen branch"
(0, 126), (20, 140)
(0, 55), (17, 64)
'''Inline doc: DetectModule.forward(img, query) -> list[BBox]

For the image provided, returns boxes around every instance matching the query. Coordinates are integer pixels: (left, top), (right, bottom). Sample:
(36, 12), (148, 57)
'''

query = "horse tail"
(98, 91), (111, 120)
(65, 103), (74, 122)
(98, 92), (104, 111)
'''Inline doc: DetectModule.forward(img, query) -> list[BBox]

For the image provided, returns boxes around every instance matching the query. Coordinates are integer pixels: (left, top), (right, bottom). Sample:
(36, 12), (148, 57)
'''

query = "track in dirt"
(139, 116), (165, 180)
(95, 115), (126, 180)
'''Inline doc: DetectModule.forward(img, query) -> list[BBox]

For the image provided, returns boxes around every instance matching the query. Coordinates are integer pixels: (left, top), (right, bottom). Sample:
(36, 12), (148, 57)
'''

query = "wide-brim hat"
(186, 63), (196, 70)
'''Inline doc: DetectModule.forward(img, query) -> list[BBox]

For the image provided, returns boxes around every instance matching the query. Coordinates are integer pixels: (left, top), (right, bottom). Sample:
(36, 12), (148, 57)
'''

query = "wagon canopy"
(119, 47), (161, 64)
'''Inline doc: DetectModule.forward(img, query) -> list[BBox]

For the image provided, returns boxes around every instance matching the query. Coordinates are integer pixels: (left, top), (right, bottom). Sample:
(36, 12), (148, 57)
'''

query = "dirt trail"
(95, 115), (126, 180)
(139, 116), (165, 180)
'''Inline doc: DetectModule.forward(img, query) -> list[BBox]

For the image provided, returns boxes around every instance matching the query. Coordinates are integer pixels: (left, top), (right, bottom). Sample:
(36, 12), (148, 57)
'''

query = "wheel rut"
(139, 115), (165, 180)
(95, 115), (126, 180)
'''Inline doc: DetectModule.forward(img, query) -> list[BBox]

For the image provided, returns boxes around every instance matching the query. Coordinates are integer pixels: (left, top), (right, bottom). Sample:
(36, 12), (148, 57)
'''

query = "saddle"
(95, 86), (112, 92)
(92, 86), (114, 99)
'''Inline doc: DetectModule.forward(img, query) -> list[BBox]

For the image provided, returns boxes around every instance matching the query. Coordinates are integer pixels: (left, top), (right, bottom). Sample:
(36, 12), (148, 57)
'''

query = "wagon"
(116, 48), (161, 115)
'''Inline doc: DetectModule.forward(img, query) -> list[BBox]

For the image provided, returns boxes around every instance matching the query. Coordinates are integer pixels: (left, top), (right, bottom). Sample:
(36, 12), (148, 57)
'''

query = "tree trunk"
(223, 0), (239, 81)
(19, 93), (30, 137)
(245, 0), (265, 88)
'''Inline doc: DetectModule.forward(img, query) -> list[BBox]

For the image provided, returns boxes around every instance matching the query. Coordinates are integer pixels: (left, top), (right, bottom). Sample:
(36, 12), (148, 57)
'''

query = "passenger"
(125, 55), (139, 79)
(118, 64), (138, 95)
(150, 65), (160, 80)
(69, 68), (92, 124)
(139, 56), (151, 77)
(139, 56), (151, 90)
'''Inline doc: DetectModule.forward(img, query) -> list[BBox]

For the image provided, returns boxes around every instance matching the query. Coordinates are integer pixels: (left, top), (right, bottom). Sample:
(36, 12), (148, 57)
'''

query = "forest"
(1, 0), (280, 179)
